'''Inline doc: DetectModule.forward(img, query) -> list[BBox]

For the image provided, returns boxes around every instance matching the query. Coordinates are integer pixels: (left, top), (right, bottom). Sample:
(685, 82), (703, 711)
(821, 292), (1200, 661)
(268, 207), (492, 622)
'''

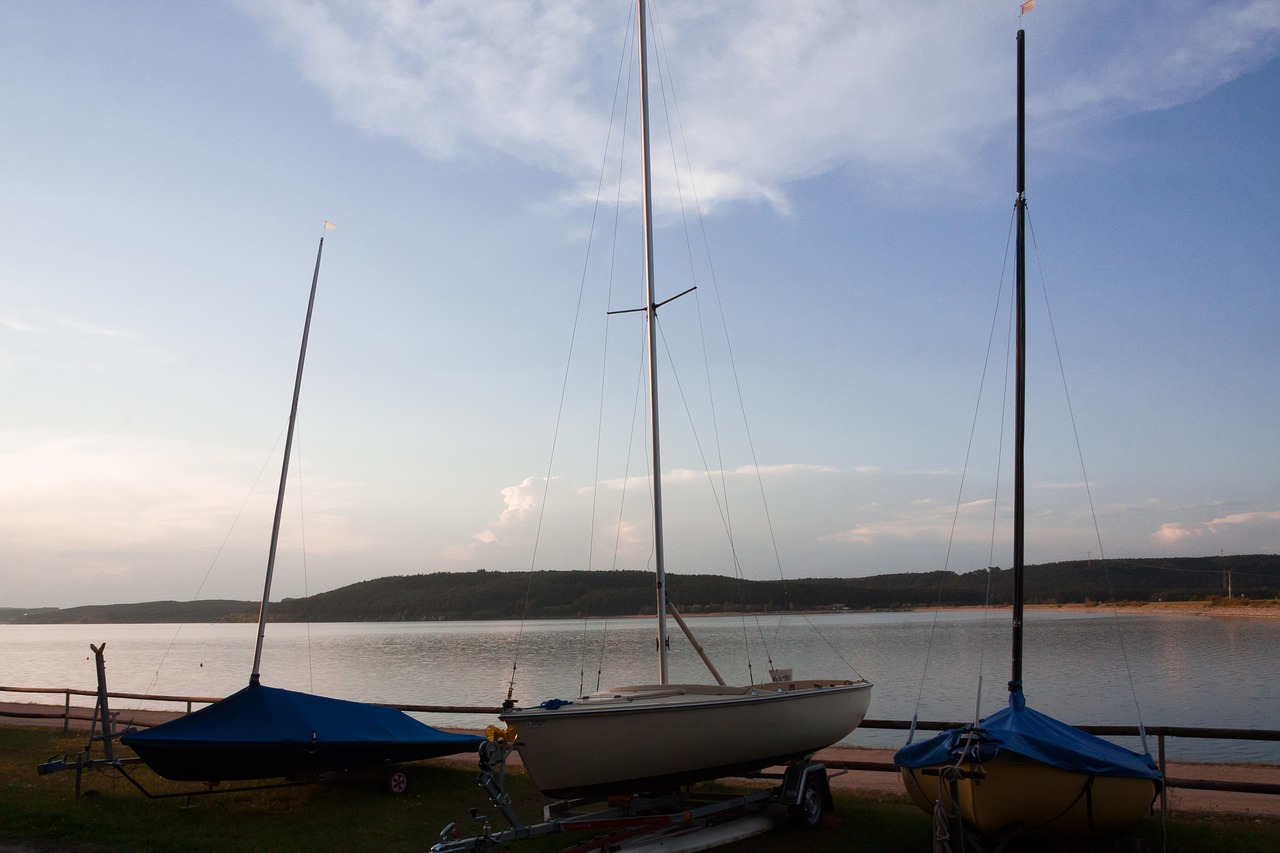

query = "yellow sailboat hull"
(900, 752), (1158, 837)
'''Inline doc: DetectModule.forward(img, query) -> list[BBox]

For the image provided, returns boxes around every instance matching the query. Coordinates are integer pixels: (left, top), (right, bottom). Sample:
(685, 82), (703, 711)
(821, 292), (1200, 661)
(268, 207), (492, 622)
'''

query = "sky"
(2, 0), (1278, 609)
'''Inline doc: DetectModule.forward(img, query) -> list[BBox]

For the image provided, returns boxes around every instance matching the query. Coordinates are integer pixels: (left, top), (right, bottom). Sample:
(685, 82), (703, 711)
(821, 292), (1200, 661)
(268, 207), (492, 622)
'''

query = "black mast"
(1011, 29), (1027, 695)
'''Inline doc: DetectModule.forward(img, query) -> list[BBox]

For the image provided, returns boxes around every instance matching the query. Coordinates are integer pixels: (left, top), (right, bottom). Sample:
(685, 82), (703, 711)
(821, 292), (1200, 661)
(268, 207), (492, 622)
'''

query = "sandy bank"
(912, 601), (1280, 620)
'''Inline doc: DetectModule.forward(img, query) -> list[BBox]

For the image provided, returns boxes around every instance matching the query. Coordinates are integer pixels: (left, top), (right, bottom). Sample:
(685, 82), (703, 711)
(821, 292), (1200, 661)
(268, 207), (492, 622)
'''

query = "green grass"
(4, 726), (1279, 852)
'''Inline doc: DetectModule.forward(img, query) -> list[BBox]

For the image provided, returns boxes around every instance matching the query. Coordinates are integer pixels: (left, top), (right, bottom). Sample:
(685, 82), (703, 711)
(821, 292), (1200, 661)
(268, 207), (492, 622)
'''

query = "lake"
(2, 610), (1275, 763)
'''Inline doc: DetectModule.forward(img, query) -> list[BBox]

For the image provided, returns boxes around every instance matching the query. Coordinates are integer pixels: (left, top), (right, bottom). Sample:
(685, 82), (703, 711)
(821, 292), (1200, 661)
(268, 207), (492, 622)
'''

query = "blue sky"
(2, 1), (1278, 609)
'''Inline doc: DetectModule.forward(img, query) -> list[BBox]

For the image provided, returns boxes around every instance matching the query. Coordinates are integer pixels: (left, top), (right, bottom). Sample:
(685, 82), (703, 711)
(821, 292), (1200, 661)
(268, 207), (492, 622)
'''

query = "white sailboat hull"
(499, 679), (871, 798)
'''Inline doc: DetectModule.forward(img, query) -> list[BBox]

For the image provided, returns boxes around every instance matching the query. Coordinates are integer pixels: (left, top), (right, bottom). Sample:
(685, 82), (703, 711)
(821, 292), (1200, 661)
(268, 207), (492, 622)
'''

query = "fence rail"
(4, 685), (1278, 800)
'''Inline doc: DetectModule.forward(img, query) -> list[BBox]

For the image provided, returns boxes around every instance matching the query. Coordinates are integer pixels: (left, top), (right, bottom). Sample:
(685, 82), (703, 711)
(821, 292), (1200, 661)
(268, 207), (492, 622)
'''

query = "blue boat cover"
(894, 688), (1161, 780)
(121, 683), (483, 781)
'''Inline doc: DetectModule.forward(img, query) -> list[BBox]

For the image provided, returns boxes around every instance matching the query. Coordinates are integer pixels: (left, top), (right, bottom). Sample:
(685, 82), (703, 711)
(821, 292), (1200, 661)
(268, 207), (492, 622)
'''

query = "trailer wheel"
(788, 777), (824, 829)
(385, 768), (409, 795)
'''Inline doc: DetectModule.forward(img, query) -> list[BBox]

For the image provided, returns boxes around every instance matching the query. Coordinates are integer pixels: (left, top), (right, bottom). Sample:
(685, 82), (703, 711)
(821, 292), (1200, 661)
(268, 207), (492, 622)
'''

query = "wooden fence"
(4, 684), (1278, 800)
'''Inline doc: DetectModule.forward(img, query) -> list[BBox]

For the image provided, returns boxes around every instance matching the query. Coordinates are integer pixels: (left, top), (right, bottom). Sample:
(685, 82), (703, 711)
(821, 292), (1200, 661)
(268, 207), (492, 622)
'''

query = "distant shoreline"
(4, 556), (1277, 624)
(623, 600), (1280, 621)
(3, 598), (1277, 626)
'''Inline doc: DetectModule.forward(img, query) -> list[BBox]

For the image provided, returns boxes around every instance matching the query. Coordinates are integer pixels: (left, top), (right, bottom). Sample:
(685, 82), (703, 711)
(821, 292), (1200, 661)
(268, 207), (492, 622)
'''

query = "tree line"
(3, 554), (1276, 624)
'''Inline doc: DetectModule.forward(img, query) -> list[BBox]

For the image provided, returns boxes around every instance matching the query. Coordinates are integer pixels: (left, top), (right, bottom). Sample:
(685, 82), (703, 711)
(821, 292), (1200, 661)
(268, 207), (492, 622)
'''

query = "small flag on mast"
(323, 220), (336, 231)
(1020, 0), (1035, 14)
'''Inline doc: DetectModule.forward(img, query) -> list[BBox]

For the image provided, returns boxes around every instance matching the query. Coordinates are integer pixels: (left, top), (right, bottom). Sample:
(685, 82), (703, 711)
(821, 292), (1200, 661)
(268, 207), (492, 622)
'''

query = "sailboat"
(893, 31), (1162, 838)
(122, 231), (482, 783)
(495, 0), (872, 801)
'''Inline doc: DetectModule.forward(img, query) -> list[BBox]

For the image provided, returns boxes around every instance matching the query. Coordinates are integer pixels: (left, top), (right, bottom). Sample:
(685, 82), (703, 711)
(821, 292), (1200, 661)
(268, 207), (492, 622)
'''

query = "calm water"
(2, 610), (1275, 763)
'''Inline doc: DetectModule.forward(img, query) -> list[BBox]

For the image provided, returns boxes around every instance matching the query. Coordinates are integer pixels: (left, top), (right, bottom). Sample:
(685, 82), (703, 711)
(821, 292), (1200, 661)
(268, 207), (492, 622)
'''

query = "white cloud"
(472, 475), (549, 543)
(1035, 1), (1280, 120)
(1153, 510), (1280, 544)
(465, 472), (651, 571)
(596, 473), (648, 493)
(237, 0), (1280, 210)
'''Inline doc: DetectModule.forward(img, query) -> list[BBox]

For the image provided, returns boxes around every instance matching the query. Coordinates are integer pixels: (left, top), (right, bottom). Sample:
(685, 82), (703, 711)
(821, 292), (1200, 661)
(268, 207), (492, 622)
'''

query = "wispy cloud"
(44, 312), (139, 339)
(238, 0), (1280, 210)
(9, 311), (172, 366)
(744, 463), (839, 476)
(0, 315), (37, 333)
(1, 311), (139, 340)
(593, 462), (836, 492)
(822, 493), (994, 545)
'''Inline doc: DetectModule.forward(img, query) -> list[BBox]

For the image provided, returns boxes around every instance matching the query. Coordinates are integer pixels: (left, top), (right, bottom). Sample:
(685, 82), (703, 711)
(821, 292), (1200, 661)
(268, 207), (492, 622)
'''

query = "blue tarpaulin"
(894, 689), (1161, 780)
(121, 683), (483, 782)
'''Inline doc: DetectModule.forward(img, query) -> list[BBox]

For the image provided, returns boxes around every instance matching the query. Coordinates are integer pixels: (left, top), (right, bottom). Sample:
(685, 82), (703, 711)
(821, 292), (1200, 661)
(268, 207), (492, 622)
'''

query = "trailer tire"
(385, 768), (409, 795)
(788, 777), (824, 829)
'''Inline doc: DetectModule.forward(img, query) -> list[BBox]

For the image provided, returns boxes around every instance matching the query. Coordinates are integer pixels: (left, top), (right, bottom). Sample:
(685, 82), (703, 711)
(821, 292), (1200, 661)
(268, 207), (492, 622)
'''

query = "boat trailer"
(35, 644), (401, 802)
(37, 643), (147, 796)
(431, 735), (837, 853)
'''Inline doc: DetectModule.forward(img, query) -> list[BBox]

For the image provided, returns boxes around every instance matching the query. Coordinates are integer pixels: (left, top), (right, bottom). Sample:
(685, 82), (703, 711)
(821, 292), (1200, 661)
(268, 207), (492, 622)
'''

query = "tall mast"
(250, 234), (326, 687)
(637, 0), (670, 685)
(1011, 29), (1027, 695)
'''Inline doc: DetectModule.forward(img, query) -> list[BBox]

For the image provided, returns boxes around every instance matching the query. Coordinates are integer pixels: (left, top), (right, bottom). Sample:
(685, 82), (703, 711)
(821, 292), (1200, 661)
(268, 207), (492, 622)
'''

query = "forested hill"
(3, 554), (1276, 624)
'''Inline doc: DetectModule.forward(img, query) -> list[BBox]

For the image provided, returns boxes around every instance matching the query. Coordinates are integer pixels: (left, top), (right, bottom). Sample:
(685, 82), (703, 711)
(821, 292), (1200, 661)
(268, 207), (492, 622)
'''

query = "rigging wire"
(294, 445), (314, 694)
(1026, 207), (1151, 740)
(504, 4), (638, 704)
(652, 316), (756, 681)
(653, 0), (773, 672)
(647, 0), (853, 681)
(906, 207), (1019, 737)
(140, 428), (287, 703)
(576, 0), (774, 684)
(974, 208), (1019, 720)
(534, 0), (869, 690)
(577, 620), (589, 698)
(582, 9), (641, 697)
(909, 198), (1153, 738)
(596, 337), (649, 692)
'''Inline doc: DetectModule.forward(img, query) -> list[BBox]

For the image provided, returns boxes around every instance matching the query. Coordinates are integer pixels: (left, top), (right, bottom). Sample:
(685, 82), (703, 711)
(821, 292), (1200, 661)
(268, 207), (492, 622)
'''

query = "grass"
(4, 726), (1279, 852)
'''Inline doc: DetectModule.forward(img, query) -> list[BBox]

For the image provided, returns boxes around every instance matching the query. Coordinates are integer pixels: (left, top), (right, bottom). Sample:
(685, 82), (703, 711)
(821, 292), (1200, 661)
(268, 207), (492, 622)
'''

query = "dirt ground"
(4, 700), (1276, 818)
